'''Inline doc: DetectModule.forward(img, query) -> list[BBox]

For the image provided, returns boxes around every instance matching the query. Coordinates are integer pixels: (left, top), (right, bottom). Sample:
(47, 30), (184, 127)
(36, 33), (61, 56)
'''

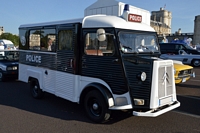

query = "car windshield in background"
(118, 32), (159, 53)
(5, 44), (16, 50)
(0, 50), (19, 61)
(183, 43), (196, 50)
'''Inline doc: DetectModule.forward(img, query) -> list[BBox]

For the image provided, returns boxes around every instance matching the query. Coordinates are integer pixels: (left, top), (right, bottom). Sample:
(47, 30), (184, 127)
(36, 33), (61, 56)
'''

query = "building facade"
(0, 26), (4, 35)
(150, 8), (172, 36)
(193, 15), (200, 45)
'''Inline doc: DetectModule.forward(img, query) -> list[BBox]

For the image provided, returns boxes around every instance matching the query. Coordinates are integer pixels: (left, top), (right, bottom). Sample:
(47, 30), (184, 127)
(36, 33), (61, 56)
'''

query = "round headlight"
(141, 72), (147, 81)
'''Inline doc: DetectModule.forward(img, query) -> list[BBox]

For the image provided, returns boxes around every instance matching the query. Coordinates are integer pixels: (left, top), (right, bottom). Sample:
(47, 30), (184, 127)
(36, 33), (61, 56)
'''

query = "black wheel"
(192, 59), (200, 67)
(84, 90), (111, 123)
(30, 79), (44, 99)
(0, 71), (5, 82)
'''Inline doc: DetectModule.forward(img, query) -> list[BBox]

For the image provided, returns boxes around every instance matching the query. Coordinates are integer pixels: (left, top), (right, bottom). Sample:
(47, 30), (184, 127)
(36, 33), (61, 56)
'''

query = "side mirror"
(97, 29), (106, 41)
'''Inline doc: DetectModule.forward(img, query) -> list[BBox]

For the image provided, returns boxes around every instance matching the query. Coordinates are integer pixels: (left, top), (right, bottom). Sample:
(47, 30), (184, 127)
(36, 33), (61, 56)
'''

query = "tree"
(0, 33), (19, 47)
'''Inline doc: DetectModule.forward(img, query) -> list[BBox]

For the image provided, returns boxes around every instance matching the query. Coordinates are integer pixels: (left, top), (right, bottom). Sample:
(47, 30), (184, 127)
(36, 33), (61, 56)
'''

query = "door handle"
(70, 59), (73, 68)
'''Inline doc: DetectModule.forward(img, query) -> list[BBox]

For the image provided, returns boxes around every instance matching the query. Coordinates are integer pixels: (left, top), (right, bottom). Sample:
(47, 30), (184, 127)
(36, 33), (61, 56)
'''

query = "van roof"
(0, 39), (14, 44)
(19, 15), (155, 32)
(83, 15), (154, 31)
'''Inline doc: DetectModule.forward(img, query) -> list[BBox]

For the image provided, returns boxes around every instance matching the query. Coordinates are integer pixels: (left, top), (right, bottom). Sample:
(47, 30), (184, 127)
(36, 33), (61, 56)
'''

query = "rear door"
(55, 26), (77, 100)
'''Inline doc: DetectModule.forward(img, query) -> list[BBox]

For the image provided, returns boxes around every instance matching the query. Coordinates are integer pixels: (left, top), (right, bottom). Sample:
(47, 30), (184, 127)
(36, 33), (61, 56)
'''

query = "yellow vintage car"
(173, 62), (195, 84)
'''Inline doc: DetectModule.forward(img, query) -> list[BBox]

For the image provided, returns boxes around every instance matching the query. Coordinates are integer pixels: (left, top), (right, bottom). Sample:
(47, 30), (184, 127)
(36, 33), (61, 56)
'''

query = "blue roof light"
(124, 4), (130, 12)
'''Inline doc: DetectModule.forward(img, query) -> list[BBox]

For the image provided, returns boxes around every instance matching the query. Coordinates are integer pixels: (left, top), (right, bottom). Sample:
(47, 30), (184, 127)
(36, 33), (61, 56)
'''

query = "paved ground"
(0, 67), (199, 133)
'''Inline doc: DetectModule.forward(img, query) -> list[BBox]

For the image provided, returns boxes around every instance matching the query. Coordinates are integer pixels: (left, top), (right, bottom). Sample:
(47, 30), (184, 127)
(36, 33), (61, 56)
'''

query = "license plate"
(159, 96), (172, 106)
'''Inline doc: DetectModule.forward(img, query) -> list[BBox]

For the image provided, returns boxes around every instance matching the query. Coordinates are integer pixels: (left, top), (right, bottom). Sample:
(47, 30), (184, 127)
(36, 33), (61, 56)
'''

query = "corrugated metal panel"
(43, 69), (56, 92)
(82, 56), (128, 94)
(18, 63), (28, 82)
(123, 56), (153, 107)
(55, 71), (75, 100)
(57, 50), (74, 73)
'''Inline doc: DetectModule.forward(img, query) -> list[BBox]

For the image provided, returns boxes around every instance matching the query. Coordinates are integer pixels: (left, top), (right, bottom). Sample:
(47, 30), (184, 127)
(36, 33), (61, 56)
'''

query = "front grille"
(178, 69), (192, 78)
(158, 65), (173, 98)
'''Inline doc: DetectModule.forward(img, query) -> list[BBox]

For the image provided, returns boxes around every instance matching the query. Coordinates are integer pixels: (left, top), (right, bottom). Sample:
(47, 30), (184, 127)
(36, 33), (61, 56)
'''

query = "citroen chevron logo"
(162, 68), (169, 85)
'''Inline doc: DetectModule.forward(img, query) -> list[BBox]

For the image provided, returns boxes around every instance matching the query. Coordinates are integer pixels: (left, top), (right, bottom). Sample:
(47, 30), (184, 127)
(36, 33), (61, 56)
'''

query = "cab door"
(81, 29), (128, 95)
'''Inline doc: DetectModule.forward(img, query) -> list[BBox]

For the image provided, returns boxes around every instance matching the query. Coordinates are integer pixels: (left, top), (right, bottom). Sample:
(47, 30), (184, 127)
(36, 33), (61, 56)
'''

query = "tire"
(30, 79), (44, 99)
(84, 90), (111, 123)
(192, 59), (200, 67)
(0, 71), (5, 82)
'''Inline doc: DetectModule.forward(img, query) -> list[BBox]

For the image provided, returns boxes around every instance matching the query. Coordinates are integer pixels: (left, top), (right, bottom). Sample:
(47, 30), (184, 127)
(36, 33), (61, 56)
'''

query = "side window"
(175, 44), (183, 50)
(41, 29), (56, 52)
(58, 30), (73, 50)
(29, 29), (56, 52)
(29, 30), (40, 50)
(85, 32), (115, 56)
(19, 29), (28, 50)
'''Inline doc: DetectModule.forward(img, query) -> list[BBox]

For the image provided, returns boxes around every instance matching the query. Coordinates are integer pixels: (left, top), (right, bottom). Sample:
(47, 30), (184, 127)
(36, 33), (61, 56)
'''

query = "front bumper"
(175, 72), (195, 84)
(133, 101), (180, 117)
(2, 70), (18, 78)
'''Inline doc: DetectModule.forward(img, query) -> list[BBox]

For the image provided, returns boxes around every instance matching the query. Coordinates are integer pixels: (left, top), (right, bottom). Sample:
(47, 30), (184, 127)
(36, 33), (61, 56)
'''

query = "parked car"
(160, 50), (200, 67)
(0, 39), (17, 50)
(173, 60), (195, 84)
(0, 50), (19, 81)
(159, 42), (200, 55)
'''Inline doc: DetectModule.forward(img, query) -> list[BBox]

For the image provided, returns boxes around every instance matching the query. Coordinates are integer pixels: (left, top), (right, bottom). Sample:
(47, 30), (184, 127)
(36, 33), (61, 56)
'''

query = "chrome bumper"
(133, 101), (180, 117)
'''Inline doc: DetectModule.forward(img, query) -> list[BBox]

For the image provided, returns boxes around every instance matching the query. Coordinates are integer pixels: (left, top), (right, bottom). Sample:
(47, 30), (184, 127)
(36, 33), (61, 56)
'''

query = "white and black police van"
(18, 0), (180, 123)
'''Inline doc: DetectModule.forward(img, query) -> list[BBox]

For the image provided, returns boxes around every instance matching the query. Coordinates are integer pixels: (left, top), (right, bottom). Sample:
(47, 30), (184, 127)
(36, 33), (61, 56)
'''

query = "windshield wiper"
(122, 45), (132, 50)
(140, 45), (148, 49)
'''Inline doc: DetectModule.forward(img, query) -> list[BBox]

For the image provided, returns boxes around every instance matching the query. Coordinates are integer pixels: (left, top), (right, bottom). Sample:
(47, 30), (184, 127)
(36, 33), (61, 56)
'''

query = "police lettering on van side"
(26, 55), (41, 63)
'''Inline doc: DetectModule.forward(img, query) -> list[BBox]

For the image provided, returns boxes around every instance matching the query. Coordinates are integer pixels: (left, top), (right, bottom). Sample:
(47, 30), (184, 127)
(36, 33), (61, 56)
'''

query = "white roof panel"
(19, 15), (154, 32)
(82, 15), (154, 32)
(19, 18), (83, 28)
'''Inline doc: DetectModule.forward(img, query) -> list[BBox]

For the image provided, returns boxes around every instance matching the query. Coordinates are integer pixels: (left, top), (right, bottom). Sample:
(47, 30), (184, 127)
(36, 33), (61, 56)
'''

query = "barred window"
(58, 30), (73, 50)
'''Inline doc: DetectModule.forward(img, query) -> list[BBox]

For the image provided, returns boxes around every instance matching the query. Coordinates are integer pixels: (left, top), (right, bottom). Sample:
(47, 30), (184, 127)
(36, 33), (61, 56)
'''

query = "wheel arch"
(79, 83), (114, 107)
(28, 76), (43, 90)
(29, 76), (44, 99)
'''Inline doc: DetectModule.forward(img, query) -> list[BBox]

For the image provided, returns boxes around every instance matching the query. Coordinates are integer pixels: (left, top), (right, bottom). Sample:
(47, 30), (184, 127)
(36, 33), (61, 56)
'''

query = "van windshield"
(118, 32), (159, 53)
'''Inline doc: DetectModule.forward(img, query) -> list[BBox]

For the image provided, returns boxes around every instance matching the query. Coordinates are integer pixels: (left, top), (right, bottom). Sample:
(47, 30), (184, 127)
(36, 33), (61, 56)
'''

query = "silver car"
(160, 50), (200, 67)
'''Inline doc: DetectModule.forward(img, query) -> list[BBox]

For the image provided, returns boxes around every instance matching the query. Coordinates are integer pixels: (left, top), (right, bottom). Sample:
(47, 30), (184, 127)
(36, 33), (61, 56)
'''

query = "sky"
(1, 0), (200, 35)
